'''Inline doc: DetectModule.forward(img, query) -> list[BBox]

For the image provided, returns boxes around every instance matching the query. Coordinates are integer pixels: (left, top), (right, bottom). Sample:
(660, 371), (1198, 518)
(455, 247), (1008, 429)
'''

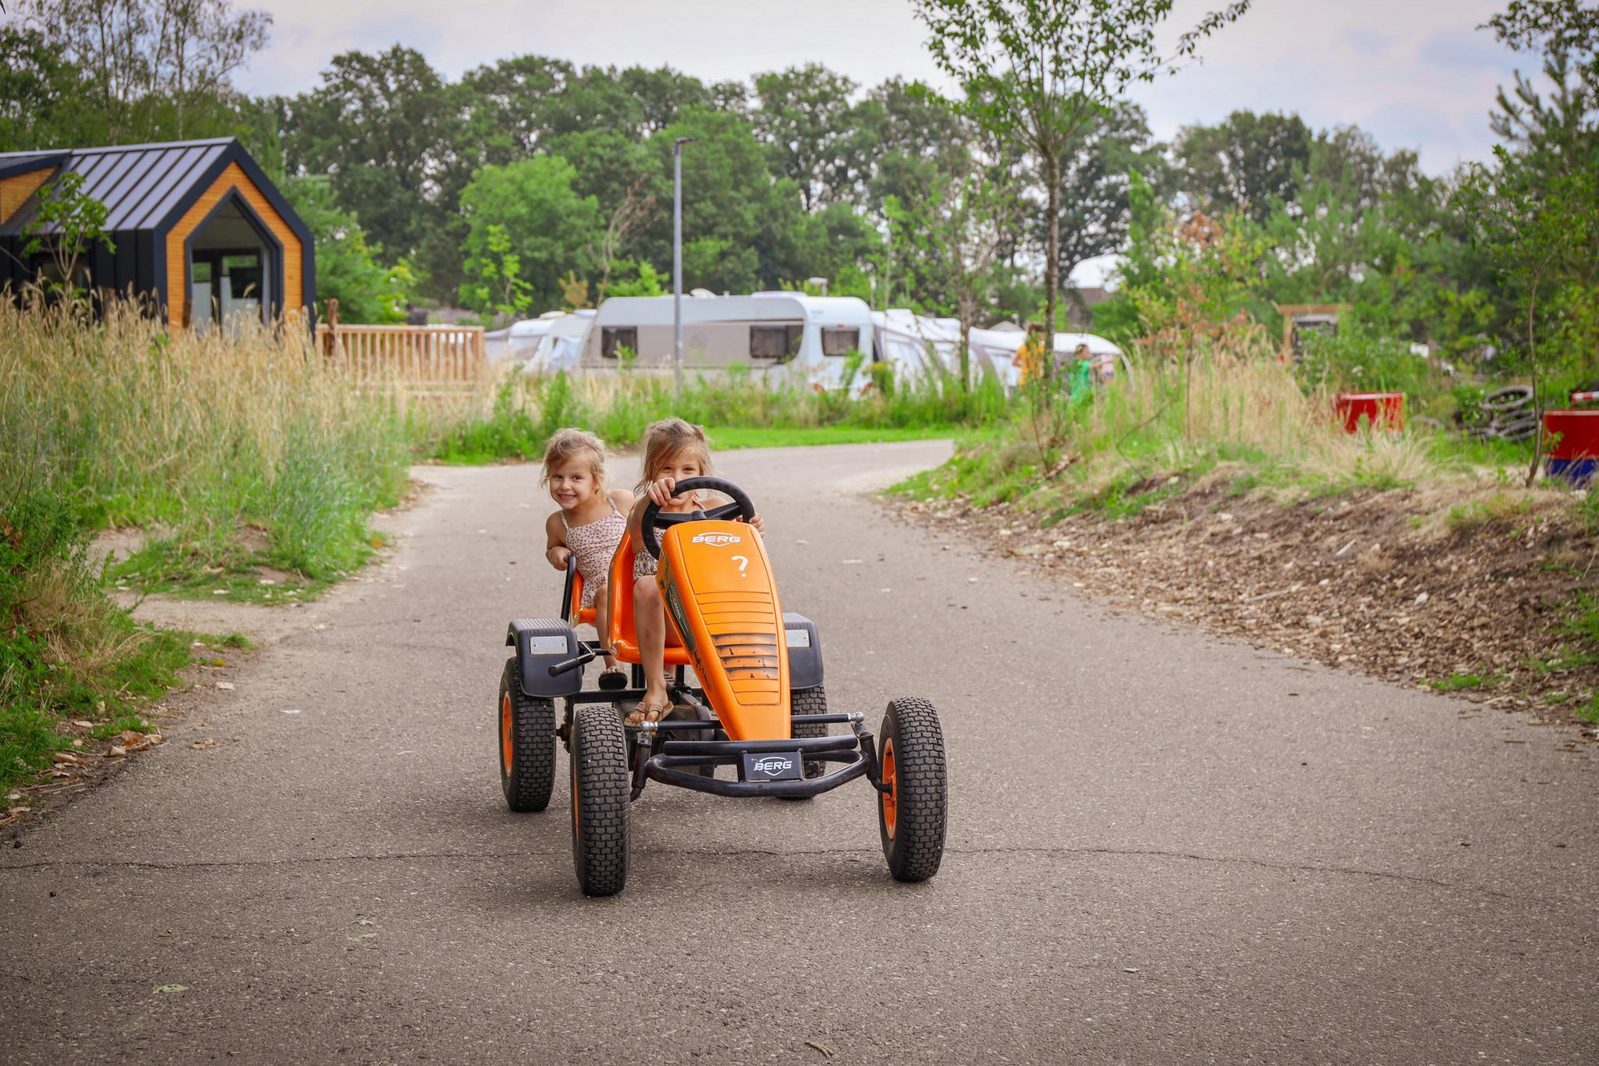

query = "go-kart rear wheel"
(498, 658), (555, 812)
(569, 704), (630, 897)
(877, 697), (947, 883)
(777, 686), (830, 800)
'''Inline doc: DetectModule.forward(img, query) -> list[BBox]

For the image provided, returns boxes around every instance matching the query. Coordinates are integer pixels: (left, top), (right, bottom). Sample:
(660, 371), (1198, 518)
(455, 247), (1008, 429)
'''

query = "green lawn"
(704, 424), (959, 450)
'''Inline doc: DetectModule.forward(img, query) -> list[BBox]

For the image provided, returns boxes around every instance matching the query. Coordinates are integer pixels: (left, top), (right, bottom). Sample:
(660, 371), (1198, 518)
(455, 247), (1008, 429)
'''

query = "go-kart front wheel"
(569, 705), (630, 897)
(498, 658), (555, 812)
(877, 697), (947, 882)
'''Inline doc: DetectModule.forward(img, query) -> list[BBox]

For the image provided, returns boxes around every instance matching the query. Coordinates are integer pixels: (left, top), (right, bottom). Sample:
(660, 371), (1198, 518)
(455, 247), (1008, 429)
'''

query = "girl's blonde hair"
(541, 427), (608, 491)
(636, 418), (712, 492)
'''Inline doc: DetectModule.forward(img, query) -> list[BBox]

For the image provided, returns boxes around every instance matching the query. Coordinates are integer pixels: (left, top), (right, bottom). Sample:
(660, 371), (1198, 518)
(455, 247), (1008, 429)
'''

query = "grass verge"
(705, 424), (958, 450)
(421, 364), (1005, 465)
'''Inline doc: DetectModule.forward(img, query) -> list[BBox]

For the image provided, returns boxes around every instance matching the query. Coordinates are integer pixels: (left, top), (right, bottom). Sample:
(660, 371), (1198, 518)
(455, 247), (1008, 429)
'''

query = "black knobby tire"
(788, 686), (831, 789)
(569, 704), (630, 897)
(498, 658), (556, 813)
(877, 697), (947, 883)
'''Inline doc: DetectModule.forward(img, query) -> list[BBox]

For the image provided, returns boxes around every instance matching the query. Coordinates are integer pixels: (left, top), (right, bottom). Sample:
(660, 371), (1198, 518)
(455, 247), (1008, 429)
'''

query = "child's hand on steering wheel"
(743, 513), (766, 535)
(646, 476), (702, 509)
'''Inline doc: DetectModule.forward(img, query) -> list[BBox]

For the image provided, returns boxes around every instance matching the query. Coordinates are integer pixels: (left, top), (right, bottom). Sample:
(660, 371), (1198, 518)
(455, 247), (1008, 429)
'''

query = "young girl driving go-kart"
(626, 419), (764, 725)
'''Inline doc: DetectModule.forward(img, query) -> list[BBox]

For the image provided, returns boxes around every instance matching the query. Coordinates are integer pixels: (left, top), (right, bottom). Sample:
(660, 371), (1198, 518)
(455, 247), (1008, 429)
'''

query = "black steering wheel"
(638, 476), (757, 559)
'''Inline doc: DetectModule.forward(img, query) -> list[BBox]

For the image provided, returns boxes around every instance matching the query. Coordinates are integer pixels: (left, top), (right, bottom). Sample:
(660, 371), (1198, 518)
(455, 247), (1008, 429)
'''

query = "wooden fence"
(317, 323), (486, 385)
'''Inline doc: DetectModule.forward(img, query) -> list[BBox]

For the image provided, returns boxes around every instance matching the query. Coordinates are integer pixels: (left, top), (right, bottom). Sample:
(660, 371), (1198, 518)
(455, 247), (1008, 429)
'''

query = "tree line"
(1, 0), (1595, 392)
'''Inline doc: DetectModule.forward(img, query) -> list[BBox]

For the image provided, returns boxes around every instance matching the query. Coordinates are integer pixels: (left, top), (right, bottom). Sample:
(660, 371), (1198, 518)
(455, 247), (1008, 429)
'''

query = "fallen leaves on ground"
(895, 480), (1599, 744)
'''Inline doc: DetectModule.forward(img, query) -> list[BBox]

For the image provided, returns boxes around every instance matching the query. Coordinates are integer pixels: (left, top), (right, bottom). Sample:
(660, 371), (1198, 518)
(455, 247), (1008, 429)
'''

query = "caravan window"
(750, 323), (803, 360)
(601, 327), (638, 359)
(821, 326), (859, 356)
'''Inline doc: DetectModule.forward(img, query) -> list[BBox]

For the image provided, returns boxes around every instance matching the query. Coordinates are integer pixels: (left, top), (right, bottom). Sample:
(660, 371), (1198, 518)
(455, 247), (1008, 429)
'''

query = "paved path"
(3, 442), (1595, 1064)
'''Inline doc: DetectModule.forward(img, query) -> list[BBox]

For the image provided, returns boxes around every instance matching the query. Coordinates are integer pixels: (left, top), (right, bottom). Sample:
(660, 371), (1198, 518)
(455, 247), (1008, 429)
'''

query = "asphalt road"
(3, 441), (1596, 1065)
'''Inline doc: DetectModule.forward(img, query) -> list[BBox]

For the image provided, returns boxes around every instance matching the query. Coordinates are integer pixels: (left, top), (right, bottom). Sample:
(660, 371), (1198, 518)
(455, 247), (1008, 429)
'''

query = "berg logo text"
(752, 756), (793, 774)
(691, 533), (743, 546)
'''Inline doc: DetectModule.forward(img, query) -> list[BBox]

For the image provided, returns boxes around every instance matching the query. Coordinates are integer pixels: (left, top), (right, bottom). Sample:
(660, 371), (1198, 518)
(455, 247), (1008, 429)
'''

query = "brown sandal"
(624, 696), (671, 727)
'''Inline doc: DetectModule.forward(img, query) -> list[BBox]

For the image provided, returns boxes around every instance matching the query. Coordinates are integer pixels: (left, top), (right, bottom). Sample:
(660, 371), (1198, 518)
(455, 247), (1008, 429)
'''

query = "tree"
(1466, 151), (1599, 484)
(457, 54), (574, 166)
(1486, 0), (1599, 79)
(751, 64), (863, 210)
(21, 170), (113, 298)
(151, 0), (270, 137)
(1490, 50), (1599, 180)
(457, 155), (599, 317)
(460, 224), (533, 324)
(0, 25), (101, 150)
(885, 159), (1018, 388)
(1046, 101), (1165, 301)
(1172, 109), (1312, 222)
(12, 0), (270, 143)
(911, 0), (1252, 389)
(633, 108), (786, 293)
(281, 175), (409, 324)
(857, 80), (975, 234)
(617, 65), (714, 134)
(1309, 126), (1428, 217)
(279, 47), (469, 298)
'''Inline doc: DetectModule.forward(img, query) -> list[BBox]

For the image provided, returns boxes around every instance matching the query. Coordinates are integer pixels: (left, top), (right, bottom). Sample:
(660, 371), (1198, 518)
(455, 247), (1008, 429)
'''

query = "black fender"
(783, 612), (824, 691)
(505, 617), (583, 698)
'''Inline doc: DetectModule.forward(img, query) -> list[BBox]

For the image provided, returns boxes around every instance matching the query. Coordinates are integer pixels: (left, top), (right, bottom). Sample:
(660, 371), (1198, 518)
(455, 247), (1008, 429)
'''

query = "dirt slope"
(896, 478), (1599, 745)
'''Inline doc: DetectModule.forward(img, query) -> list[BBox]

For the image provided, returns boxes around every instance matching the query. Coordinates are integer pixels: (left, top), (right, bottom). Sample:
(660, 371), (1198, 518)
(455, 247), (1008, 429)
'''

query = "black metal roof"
(0, 138), (234, 234)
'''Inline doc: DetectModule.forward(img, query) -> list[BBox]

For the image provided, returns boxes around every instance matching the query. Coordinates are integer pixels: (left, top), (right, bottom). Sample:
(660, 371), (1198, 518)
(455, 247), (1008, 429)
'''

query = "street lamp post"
(673, 137), (696, 398)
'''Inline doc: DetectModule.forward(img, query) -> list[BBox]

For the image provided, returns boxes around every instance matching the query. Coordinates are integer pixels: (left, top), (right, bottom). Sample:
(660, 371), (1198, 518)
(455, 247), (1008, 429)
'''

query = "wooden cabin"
(0, 137), (314, 330)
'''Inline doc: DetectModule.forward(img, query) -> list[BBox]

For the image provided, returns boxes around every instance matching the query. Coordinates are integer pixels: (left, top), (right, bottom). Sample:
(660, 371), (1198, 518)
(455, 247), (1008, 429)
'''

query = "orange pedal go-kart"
(496, 476), (948, 896)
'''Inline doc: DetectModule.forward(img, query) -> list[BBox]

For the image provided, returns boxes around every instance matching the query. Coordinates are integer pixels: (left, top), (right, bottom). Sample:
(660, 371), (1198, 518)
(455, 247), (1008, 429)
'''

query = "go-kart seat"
(560, 528), (688, 667)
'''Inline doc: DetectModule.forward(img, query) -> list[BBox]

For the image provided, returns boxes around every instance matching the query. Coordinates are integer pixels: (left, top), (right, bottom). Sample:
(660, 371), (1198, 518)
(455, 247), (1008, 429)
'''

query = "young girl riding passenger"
(542, 428), (632, 689)
(627, 419), (764, 724)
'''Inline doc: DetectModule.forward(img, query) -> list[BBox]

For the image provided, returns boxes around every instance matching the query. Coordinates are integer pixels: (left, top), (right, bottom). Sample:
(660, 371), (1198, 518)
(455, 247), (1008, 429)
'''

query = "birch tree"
(911, 0), (1251, 389)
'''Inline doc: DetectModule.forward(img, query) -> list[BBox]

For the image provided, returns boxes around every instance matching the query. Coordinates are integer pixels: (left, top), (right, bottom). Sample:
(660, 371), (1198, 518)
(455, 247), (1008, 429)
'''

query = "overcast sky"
(235, 0), (1535, 175)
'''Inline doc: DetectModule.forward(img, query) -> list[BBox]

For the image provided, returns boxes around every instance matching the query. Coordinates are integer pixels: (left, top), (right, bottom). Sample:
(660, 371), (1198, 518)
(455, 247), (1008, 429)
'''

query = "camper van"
(526, 309), (597, 374)
(578, 292), (875, 389)
(485, 311), (568, 363)
(871, 309), (963, 386)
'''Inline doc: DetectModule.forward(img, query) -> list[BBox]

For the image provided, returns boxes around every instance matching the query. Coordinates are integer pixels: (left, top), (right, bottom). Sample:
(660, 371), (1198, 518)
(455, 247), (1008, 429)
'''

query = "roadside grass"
(1, 299), (410, 598)
(422, 363), (1007, 465)
(1431, 671), (1508, 693)
(0, 477), (250, 792)
(890, 337), (1577, 538)
(705, 424), (959, 450)
(1, 296), (413, 795)
(1444, 492), (1537, 533)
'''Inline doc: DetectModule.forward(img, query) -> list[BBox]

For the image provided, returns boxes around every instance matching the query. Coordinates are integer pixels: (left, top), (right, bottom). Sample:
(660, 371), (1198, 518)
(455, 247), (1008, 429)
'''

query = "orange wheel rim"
(881, 740), (897, 839)
(499, 692), (513, 776)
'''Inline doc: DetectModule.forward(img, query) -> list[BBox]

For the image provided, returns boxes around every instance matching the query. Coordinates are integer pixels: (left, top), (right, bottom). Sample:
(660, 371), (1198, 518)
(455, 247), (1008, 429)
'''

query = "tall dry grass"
(915, 336), (1451, 510)
(0, 298), (412, 579)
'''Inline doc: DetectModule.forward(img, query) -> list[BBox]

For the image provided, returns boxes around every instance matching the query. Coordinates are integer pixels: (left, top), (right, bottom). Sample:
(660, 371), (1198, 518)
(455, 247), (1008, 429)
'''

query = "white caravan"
(485, 311), (569, 364)
(871, 309), (965, 386)
(578, 293), (875, 389)
(526, 309), (597, 374)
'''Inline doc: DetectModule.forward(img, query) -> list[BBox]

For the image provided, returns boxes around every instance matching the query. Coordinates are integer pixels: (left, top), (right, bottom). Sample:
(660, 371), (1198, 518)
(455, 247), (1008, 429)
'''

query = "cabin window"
(821, 326), (859, 356)
(190, 248), (264, 334)
(601, 327), (638, 359)
(750, 323), (803, 360)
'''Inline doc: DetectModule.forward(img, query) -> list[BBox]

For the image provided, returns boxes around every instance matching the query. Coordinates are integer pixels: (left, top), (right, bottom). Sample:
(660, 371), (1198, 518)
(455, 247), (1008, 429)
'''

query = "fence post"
(323, 298), (340, 359)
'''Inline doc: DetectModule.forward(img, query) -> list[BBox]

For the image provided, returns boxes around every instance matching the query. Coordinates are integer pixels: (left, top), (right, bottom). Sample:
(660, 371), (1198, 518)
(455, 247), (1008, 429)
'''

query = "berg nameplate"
(742, 751), (803, 782)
